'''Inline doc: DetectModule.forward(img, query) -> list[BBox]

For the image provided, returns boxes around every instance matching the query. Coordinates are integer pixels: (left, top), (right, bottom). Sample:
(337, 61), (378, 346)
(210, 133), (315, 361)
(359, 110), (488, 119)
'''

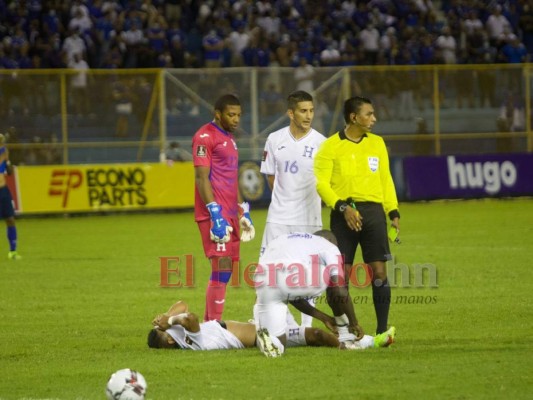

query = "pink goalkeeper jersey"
(193, 122), (239, 222)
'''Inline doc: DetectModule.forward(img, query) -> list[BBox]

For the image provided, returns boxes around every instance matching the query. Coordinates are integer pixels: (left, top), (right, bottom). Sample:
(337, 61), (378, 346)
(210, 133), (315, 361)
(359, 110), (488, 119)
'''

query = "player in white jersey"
(253, 230), (396, 350)
(147, 298), (395, 354)
(260, 90), (326, 327)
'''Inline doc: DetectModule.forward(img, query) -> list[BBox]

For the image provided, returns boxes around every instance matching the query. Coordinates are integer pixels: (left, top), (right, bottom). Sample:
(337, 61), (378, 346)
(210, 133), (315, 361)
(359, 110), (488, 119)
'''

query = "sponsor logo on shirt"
(196, 145), (207, 157)
(368, 156), (379, 172)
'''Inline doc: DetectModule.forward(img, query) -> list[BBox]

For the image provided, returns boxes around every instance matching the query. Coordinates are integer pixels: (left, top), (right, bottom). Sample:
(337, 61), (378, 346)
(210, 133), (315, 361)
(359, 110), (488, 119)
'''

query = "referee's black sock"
(372, 278), (391, 334)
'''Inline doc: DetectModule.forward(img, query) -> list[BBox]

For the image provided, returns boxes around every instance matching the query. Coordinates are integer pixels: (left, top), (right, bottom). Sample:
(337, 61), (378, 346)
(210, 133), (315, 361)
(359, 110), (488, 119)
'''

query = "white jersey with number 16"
(261, 127), (325, 226)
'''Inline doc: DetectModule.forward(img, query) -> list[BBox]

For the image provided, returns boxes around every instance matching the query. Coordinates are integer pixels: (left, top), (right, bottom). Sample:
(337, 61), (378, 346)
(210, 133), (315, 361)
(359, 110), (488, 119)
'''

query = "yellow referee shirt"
(314, 129), (399, 216)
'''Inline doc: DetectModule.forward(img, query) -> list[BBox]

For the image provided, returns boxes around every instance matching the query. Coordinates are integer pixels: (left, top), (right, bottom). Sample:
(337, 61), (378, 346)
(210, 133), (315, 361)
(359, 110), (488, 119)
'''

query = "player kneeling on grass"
(147, 300), (395, 357)
(253, 230), (396, 352)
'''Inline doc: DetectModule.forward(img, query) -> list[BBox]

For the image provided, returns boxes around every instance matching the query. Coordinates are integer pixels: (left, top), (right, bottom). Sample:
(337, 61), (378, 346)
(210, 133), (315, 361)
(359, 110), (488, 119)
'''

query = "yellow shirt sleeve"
(378, 139), (399, 216)
(314, 134), (340, 209)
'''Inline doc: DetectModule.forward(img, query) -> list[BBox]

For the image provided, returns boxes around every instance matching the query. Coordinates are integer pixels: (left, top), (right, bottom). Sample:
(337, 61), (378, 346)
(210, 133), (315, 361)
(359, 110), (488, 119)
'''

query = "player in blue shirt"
(0, 134), (20, 260)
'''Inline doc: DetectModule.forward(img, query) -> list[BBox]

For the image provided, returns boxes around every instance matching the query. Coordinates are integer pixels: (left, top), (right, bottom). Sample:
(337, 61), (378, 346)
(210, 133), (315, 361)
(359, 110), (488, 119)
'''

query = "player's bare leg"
(303, 327), (339, 347)
(225, 321), (257, 347)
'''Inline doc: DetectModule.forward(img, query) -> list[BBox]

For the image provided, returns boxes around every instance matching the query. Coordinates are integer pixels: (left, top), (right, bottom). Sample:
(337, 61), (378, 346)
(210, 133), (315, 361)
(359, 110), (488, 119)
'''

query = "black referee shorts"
(330, 202), (391, 265)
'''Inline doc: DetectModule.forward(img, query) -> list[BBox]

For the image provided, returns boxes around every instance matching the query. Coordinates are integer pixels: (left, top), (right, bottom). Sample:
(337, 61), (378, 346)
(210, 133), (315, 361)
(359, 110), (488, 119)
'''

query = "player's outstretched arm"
(289, 298), (337, 334)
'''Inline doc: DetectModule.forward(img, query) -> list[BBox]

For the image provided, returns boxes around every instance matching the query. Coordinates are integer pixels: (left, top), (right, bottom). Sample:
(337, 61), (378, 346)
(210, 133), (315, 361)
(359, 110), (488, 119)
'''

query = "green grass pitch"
(0, 199), (532, 399)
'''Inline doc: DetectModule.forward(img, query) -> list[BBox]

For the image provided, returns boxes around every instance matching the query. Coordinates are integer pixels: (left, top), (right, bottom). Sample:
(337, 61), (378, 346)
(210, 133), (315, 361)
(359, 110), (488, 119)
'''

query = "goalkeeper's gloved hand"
(206, 202), (233, 243)
(238, 201), (255, 242)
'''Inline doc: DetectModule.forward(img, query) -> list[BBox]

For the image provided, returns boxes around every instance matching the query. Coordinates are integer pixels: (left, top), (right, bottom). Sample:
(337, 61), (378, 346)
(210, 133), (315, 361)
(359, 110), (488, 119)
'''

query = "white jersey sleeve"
(166, 321), (245, 351)
(260, 135), (276, 176)
(262, 127), (326, 226)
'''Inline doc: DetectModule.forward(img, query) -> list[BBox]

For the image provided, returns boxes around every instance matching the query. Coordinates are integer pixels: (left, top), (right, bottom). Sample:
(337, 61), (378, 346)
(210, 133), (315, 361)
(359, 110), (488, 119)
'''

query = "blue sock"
(210, 270), (232, 284)
(7, 226), (17, 251)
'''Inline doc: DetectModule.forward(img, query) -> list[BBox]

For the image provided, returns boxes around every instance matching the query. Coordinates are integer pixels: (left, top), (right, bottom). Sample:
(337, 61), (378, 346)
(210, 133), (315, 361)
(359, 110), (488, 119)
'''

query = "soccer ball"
(105, 368), (147, 400)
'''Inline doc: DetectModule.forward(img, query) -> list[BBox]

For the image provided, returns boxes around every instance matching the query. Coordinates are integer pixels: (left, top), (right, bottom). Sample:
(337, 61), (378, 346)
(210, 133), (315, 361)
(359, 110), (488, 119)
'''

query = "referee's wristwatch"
(335, 200), (349, 213)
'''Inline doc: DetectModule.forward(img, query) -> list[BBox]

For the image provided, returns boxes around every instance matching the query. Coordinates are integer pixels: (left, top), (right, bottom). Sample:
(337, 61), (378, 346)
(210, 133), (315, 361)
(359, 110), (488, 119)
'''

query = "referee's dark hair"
(215, 93), (241, 112)
(343, 96), (372, 124)
(287, 90), (313, 110)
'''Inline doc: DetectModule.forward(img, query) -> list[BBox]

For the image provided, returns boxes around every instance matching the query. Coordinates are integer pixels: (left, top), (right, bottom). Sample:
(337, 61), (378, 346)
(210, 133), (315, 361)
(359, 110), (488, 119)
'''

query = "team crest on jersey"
(368, 156), (379, 172)
(196, 145), (207, 157)
(262, 151), (267, 162)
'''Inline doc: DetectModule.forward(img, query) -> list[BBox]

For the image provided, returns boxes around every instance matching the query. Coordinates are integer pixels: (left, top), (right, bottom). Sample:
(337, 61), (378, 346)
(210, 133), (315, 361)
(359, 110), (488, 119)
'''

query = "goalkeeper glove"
(238, 201), (255, 242)
(206, 202), (233, 243)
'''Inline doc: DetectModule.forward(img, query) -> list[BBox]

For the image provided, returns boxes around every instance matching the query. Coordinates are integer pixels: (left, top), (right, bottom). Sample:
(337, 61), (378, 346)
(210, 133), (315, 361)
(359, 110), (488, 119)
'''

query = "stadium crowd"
(0, 0), (531, 71)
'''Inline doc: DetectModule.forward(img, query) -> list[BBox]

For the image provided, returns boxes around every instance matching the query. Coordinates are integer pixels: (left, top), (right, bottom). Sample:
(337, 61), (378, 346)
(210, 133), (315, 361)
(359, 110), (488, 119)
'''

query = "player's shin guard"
(372, 278), (391, 334)
(7, 226), (16, 251)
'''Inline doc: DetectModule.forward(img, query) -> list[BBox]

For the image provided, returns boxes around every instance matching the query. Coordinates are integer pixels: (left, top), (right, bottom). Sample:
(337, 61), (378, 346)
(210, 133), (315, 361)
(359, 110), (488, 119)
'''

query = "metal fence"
(1, 64), (531, 165)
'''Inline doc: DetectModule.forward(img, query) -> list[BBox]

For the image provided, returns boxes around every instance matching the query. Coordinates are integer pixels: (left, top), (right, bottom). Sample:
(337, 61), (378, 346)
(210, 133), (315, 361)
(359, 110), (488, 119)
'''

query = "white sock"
(359, 335), (374, 349)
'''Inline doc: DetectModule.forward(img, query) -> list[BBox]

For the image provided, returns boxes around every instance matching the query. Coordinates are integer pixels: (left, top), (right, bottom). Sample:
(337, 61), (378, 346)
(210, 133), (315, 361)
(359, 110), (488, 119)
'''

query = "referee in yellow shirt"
(314, 96), (400, 335)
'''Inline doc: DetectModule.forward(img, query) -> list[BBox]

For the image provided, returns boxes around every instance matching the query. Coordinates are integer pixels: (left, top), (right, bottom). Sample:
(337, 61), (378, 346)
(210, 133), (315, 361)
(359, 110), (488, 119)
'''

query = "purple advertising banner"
(403, 154), (533, 200)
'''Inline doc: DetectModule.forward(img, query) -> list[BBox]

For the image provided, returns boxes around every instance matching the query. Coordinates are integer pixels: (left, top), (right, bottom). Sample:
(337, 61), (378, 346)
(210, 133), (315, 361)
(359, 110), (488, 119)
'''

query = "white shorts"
(260, 222), (321, 256)
(254, 281), (325, 338)
(285, 325), (307, 347)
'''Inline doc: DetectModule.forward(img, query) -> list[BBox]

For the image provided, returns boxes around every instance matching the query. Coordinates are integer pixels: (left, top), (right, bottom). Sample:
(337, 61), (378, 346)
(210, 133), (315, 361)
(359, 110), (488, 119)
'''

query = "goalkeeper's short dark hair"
(214, 94), (241, 112)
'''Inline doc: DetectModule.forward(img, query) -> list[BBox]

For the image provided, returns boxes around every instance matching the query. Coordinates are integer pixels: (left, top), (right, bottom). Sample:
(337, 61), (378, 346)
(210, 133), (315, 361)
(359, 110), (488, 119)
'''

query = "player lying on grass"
(147, 300), (395, 356)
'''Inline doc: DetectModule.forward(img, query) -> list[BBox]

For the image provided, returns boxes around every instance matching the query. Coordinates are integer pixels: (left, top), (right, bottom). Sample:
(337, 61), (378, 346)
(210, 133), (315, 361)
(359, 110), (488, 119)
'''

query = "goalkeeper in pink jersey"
(192, 94), (255, 322)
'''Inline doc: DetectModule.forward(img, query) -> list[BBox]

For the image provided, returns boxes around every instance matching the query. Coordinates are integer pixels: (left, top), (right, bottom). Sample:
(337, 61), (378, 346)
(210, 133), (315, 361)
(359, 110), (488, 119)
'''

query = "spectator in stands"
(485, 5), (511, 48)
(436, 26), (457, 64)
(165, 141), (193, 162)
(320, 43), (341, 67)
(519, 1), (533, 56)
(165, 0), (182, 24)
(69, 8), (93, 34)
(0, 0), (530, 71)
(359, 23), (380, 65)
(227, 23), (249, 67)
(46, 134), (63, 165)
(146, 15), (168, 67)
(499, 37), (528, 64)
(463, 10), (484, 36)
(379, 26), (397, 56)
(414, 117), (432, 156)
(121, 21), (145, 68)
(68, 52), (90, 116)
(203, 29), (223, 68)
(294, 57), (314, 93)
(62, 28), (87, 65)
(113, 79), (133, 137)
(259, 83), (284, 116)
